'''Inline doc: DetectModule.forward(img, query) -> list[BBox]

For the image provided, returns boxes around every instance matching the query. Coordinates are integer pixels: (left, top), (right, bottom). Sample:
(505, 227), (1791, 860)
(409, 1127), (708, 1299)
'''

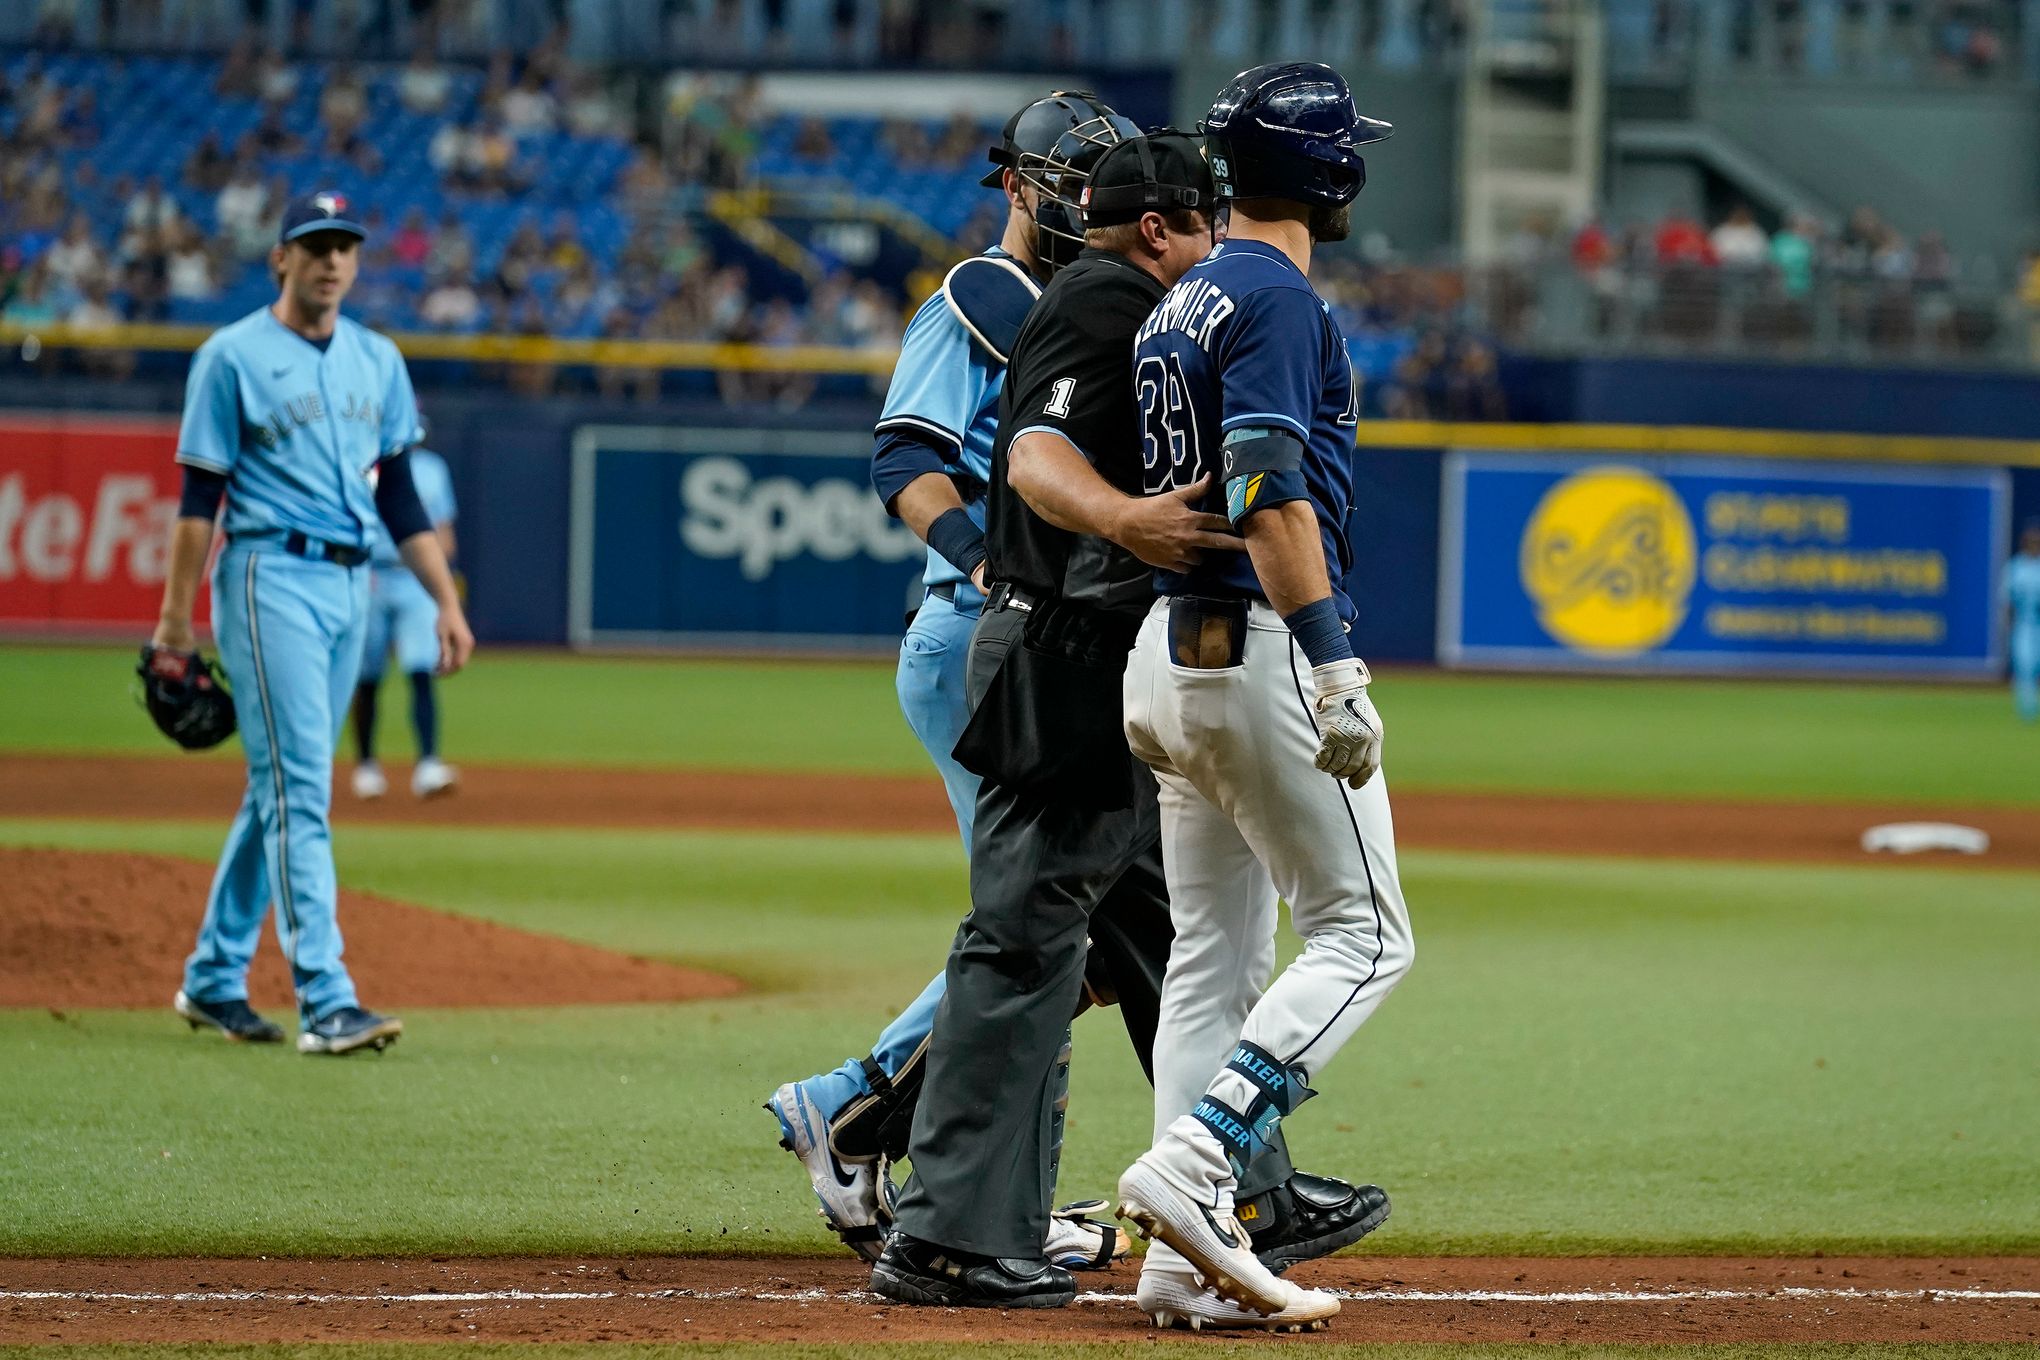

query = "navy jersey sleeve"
(1216, 286), (1326, 442)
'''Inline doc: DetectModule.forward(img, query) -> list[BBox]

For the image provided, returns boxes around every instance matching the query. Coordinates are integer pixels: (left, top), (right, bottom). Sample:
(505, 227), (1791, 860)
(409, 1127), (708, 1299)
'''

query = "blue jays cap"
(278, 189), (368, 244)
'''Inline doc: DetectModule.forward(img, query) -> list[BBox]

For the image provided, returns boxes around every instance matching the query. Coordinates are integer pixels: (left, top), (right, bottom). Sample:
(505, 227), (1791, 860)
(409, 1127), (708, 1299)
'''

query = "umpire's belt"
(234, 529), (371, 568)
(1167, 595), (1249, 669)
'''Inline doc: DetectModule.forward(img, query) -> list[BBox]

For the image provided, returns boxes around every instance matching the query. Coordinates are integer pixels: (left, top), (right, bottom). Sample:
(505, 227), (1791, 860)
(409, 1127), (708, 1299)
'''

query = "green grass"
(9, 643), (2037, 805)
(7, 1350), (2035, 1360)
(2, 818), (2035, 1258)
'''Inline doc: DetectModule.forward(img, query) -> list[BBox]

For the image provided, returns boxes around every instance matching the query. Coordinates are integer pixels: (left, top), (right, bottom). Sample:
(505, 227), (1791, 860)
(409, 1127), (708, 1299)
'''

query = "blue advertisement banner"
(568, 426), (925, 650)
(1439, 452), (2009, 674)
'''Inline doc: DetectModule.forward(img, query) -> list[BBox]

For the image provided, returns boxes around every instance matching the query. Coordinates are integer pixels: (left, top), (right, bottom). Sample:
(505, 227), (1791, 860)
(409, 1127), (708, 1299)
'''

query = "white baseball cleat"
(351, 761), (388, 800)
(1044, 1199), (1127, 1271)
(763, 1081), (895, 1262)
(1116, 1134), (1290, 1316)
(411, 757), (458, 799)
(1139, 1265), (1340, 1332)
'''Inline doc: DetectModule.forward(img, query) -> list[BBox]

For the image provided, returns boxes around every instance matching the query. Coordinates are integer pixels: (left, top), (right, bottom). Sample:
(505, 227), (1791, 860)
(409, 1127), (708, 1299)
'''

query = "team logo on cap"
(312, 191), (349, 217)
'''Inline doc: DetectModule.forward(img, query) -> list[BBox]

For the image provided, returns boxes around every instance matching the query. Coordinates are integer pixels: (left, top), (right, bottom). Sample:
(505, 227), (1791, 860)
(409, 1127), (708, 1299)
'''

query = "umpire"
(873, 132), (1385, 1310)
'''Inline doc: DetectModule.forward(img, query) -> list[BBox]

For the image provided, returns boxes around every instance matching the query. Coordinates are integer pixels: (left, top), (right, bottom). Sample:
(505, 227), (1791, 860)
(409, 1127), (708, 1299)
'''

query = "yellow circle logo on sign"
(1519, 466), (1697, 655)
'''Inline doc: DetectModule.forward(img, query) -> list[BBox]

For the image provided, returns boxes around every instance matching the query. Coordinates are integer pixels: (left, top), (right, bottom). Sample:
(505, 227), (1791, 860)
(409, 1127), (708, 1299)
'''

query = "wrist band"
(1283, 597), (1352, 668)
(925, 507), (988, 580)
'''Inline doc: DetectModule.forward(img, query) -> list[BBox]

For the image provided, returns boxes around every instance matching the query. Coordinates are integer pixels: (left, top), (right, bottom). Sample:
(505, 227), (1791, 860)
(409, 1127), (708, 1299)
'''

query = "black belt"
(985, 580), (1039, 615)
(1167, 594), (1250, 668)
(236, 530), (371, 568)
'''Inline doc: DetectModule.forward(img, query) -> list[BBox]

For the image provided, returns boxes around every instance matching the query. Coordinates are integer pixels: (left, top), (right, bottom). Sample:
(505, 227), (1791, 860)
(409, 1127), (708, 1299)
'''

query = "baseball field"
(2, 641), (2037, 1357)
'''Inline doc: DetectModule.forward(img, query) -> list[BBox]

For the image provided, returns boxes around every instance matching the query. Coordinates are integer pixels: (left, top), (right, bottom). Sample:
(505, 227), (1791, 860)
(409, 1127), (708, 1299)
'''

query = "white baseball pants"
(1123, 598), (1415, 1143)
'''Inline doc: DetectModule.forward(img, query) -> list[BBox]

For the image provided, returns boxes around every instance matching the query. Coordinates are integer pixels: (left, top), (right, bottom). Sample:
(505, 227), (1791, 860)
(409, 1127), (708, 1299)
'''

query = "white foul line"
(3, 1285), (2037, 1305)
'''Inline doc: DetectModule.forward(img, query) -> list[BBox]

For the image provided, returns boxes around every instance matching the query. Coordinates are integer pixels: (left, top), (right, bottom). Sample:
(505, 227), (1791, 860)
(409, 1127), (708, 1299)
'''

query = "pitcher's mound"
(0, 847), (743, 1011)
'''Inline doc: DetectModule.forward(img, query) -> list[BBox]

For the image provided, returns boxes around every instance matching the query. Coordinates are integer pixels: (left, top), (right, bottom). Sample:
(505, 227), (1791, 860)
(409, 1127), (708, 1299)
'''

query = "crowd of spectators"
(0, 44), (917, 406)
(1613, 0), (2031, 81)
(1558, 203), (2011, 357)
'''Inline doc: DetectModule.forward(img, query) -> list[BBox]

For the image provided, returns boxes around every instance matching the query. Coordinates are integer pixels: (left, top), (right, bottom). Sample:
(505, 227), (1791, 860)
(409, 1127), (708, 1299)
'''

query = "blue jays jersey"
(1132, 239), (1361, 619)
(2006, 554), (2040, 631)
(369, 447), (456, 567)
(875, 250), (1008, 591)
(176, 308), (424, 551)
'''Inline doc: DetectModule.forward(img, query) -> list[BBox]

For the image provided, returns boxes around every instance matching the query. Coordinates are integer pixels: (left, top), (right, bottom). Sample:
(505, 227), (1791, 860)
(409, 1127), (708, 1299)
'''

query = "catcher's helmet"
(1201, 62), (1392, 208)
(983, 90), (1138, 276)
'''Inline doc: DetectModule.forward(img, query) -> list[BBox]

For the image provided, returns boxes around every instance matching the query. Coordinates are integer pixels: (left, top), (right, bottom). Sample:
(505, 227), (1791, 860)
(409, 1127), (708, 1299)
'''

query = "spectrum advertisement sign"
(1439, 451), (2008, 675)
(568, 425), (926, 649)
(0, 413), (207, 633)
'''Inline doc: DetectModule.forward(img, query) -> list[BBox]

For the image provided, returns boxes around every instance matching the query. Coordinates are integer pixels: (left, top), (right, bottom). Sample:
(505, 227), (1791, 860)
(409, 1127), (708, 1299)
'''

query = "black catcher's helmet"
(1201, 62), (1392, 207)
(983, 90), (1138, 276)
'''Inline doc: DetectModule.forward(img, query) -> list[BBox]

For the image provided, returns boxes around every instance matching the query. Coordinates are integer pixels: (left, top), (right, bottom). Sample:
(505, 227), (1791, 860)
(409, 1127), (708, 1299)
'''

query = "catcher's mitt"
(136, 644), (237, 750)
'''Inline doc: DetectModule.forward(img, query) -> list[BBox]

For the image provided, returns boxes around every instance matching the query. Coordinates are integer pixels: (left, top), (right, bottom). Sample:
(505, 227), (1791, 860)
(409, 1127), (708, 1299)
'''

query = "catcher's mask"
(988, 91), (1138, 279)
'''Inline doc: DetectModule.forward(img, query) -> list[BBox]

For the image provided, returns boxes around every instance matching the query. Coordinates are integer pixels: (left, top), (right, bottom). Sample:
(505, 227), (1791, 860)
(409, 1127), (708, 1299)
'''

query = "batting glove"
(1310, 658), (1383, 789)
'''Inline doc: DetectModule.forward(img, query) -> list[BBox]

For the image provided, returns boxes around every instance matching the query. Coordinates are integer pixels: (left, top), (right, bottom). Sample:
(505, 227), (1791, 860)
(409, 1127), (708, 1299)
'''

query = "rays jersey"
(1131, 238), (1361, 618)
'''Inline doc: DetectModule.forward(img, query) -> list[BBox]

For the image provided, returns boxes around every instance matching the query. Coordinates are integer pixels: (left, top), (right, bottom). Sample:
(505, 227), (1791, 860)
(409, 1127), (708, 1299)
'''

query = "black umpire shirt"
(987, 247), (1166, 618)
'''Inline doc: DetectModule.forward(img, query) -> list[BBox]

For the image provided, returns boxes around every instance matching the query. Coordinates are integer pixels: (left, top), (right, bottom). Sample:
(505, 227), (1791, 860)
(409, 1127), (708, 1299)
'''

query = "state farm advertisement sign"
(0, 413), (205, 632)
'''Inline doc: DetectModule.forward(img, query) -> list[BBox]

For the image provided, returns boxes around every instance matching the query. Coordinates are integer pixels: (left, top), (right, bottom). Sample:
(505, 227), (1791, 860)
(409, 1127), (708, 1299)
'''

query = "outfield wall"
(5, 362), (2039, 671)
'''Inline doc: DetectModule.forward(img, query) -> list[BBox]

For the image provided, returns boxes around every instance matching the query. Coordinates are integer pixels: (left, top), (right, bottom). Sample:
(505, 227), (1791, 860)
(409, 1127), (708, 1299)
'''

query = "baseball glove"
(136, 644), (237, 750)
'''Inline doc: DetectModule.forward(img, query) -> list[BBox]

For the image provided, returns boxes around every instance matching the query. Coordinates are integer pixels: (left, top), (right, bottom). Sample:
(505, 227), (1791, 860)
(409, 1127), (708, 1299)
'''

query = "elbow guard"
(1220, 427), (1307, 527)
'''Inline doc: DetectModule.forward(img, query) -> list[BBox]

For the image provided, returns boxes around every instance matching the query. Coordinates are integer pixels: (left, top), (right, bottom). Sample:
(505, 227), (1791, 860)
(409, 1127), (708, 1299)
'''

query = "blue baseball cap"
(278, 189), (368, 244)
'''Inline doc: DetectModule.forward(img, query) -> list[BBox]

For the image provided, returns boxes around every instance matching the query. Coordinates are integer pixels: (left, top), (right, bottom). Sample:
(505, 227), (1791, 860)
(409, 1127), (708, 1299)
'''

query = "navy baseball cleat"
(1242, 1173), (1391, 1275)
(174, 990), (284, 1043)
(297, 1005), (403, 1055)
(870, 1233), (1077, 1309)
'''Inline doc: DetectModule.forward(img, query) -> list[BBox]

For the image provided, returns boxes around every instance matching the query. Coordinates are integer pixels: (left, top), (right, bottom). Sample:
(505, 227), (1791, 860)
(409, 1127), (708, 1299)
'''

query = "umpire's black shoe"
(870, 1233), (1076, 1309)
(174, 990), (285, 1043)
(1242, 1172), (1392, 1275)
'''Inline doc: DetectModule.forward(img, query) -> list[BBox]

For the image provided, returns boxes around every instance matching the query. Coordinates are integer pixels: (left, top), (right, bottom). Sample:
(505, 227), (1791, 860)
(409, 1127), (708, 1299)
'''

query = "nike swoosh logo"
(1200, 1205), (1240, 1250)
(272, 367), (291, 379)
(828, 1149), (858, 1189)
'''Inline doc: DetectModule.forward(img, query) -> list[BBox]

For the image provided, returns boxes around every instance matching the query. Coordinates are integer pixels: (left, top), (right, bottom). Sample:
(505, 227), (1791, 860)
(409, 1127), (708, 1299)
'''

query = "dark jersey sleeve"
(1003, 271), (1156, 469)
(1216, 286), (1327, 442)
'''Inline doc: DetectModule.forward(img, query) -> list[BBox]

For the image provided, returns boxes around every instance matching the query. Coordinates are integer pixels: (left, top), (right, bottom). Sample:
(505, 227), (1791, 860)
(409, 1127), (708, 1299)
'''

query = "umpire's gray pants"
(893, 604), (1292, 1259)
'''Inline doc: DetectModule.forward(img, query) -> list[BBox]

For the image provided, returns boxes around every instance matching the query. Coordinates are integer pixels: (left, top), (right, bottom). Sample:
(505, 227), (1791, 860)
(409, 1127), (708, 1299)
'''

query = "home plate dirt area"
(4, 1256), (2038, 1344)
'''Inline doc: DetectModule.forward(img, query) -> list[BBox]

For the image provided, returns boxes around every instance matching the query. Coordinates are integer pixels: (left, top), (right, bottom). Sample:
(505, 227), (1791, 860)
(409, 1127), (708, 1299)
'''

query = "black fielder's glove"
(136, 644), (237, 751)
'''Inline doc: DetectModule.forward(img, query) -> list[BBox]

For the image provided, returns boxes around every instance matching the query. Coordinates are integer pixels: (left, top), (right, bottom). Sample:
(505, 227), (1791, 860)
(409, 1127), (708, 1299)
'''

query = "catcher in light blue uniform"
(154, 190), (473, 1056)
(761, 92), (1133, 1271)
(351, 446), (460, 800)
(2006, 519), (2040, 723)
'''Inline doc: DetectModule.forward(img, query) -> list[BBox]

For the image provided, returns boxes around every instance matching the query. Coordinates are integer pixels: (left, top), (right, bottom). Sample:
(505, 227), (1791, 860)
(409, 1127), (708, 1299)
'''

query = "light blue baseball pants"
(182, 541), (368, 1022)
(359, 565), (440, 681)
(2015, 624), (2039, 723)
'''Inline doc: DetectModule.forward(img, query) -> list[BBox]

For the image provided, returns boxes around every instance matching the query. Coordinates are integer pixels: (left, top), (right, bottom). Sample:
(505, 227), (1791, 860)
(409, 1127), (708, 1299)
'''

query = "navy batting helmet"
(983, 90), (1138, 276)
(1201, 62), (1392, 207)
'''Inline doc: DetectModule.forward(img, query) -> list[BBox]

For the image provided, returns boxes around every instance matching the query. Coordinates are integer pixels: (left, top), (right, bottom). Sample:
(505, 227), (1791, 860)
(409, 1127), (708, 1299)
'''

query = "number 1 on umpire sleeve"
(1044, 377), (1076, 418)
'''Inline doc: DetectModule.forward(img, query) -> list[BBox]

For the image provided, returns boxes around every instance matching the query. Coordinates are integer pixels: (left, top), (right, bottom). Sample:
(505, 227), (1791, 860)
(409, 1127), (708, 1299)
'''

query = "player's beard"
(1308, 203), (1352, 243)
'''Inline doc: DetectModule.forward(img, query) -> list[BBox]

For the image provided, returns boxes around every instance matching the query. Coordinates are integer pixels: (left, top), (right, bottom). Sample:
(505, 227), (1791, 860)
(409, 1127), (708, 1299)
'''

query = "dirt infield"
(4, 1254), (2036, 1344)
(7, 753), (2040, 868)
(0, 847), (742, 1011)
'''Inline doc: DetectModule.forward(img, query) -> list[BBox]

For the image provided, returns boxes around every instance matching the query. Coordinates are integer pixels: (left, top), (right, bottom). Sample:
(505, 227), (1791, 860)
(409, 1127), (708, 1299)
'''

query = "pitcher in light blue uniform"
(350, 445), (461, 800)
(154, 190), (473, 1056)
(2006, 520), (2040, 723)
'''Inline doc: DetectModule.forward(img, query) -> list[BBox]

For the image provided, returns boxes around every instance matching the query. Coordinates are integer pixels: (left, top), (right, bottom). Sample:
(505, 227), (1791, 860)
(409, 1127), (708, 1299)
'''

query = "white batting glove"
(1310, 658), (1383, 789)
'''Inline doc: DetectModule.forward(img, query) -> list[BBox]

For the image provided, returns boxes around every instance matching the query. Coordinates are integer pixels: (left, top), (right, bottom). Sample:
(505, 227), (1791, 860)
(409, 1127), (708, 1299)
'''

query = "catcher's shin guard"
(829, 1042), (926, 1164)
(830, 1029), (1079, 1170)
